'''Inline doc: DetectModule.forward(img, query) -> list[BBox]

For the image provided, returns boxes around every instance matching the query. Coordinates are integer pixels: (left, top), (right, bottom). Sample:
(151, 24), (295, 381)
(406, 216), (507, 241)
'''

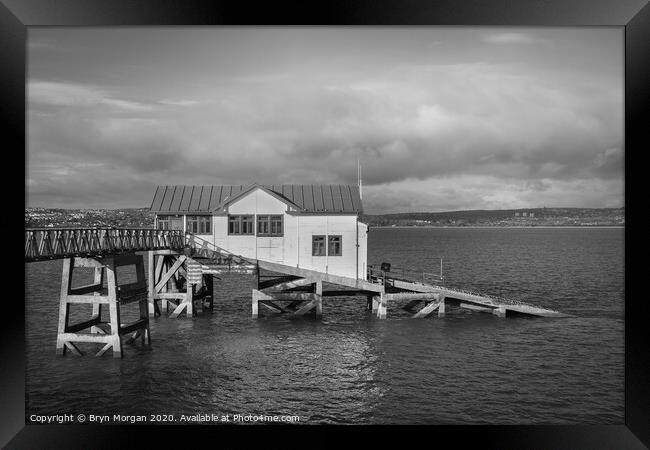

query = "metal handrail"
(25, 227), (185, 262)
(184, 232), (256, 267)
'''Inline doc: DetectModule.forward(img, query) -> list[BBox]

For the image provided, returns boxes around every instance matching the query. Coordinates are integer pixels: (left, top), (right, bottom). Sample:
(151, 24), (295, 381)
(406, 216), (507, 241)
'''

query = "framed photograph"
(3, 0), (648, 447)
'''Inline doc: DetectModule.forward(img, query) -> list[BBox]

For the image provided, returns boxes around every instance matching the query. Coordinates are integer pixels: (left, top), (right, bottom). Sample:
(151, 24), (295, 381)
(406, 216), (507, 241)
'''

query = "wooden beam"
(322, 290), (373, 297)
(154, 293), (187, 299)
(95, 342), (113, 357)
(63, 341), (83, 356)
(118, 318), (148, 335)
(459, 303), (494, 312)
(264, 292), (318, 302)
(256, 260), (383, 293)
(58, 333), (112, 343)
(69, 283), (103, 295)
(264, 277), (318, 292)
(169, 301), (188, 319)
(258, 275), (301, 290)
(64, 295), (112, 304)
(65, 316), (101, 333)
(413, 301), (441, 318)
(293, 299), (317, 315)
(154, 255), (187, 292)
(259, 300), (288, 313)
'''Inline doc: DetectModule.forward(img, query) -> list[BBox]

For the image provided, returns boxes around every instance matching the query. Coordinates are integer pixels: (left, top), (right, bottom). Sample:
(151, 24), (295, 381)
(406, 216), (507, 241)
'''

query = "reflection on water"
(25, 228), (624, 424)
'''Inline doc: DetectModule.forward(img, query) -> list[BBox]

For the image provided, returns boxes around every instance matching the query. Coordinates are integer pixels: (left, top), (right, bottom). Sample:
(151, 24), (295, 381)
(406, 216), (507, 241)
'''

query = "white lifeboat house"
(149, 183), (368, 280)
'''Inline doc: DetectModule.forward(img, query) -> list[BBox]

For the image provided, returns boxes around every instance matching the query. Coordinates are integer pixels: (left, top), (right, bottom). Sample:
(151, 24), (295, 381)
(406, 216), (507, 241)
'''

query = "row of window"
(157, 214), (283, 236)
(158, 215), (342, 256)
(158, 215), (212, 234)
(312, 235), (342, 256)
(228, 215), (283, 236)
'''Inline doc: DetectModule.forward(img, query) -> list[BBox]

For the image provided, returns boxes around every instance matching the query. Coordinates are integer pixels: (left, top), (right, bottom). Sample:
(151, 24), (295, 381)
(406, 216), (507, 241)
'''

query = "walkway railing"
(368, 263), (556, 311)
(185, 233), (257, 268)
(368, 264), (445, 285)
(25, 227), (185, 262)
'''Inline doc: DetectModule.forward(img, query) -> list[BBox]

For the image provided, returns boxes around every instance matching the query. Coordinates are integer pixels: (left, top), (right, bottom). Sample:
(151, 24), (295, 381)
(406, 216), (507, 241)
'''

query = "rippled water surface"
(25, 227), (624, 424)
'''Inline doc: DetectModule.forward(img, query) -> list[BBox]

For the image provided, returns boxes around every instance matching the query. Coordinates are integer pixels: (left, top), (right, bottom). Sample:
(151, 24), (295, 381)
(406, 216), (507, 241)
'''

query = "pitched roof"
(149, 184), (363, 214)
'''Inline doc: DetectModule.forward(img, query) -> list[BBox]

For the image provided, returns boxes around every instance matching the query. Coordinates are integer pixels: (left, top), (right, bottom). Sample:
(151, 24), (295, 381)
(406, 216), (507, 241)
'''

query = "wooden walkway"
(369, 268), (568, 318)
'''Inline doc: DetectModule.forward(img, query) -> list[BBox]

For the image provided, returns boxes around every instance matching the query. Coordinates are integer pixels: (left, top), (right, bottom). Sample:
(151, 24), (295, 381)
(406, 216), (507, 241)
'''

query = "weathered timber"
(56, 254), (151, 358)
(413, 300), (442, 318)
(257, 260), (383, 293)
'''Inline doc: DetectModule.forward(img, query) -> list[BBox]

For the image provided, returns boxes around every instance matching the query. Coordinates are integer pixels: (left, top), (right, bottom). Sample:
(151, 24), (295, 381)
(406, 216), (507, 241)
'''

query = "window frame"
(328, 235), (342, 256)
(187, 215), (212, 235)
(257, 214), (284, 237)
(157, 215), (170, 230)
(312, 235), (326, 256)
(228, 215), (254, 235)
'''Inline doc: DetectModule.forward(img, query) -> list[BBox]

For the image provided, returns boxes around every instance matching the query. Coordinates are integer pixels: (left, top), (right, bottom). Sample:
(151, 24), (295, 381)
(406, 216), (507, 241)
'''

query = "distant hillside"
(25, 206), (624, 228)
(25, 207), (154, 228)
(362, 207), (624, 227)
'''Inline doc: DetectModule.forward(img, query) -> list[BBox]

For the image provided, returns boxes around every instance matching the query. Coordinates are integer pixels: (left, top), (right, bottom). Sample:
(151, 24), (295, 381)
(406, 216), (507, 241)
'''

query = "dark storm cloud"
(27, 28), (623, 211)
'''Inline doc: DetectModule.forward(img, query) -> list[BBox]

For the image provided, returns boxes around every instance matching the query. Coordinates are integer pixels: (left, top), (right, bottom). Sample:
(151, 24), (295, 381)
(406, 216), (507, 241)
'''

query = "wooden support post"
(105, 261), (123, 359)
(252, 289), (260, 318)
(493, 306), (507, 318)
(372, 295), (380, 313)
(367, 295), (373, 311)
(148, 251), (155, 317)
(438, 295), (446, 317)
(56, 258), (73, 355)
(185, 283), (194, 318)
(90, 266), (104, 333)
(377, 293), (387, 319)
(314, 281), (323, 317)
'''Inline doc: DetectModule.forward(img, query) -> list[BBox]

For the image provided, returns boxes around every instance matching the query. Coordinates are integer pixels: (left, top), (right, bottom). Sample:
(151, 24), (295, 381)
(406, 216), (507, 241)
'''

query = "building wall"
(175, 187), (367, 279)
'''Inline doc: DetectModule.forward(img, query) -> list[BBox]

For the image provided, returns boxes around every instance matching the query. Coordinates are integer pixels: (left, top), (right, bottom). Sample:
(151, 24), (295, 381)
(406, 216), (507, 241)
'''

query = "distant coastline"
(371, 225), (625, 229)
(25, 206), (625, 229)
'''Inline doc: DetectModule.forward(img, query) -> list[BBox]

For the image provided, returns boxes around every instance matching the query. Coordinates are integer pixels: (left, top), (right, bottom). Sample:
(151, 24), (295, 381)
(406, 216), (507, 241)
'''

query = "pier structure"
(25, 225), (567, 358)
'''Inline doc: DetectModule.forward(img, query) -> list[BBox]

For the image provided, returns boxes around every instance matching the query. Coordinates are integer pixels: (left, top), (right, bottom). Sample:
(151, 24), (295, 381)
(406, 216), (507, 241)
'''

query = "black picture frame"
(2, 0), (648, 448)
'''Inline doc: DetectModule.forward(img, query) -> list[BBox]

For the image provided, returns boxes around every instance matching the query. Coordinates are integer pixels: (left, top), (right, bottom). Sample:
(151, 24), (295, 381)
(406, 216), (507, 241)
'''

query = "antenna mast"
(358, 158), (363, 200)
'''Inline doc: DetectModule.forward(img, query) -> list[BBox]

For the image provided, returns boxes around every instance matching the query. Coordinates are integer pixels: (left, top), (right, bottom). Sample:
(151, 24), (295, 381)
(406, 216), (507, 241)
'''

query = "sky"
(27, 27), (624, 213)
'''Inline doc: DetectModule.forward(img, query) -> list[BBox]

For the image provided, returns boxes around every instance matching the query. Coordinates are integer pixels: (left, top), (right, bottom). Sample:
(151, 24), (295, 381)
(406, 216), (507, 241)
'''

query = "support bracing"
(56, 254), (150, 358)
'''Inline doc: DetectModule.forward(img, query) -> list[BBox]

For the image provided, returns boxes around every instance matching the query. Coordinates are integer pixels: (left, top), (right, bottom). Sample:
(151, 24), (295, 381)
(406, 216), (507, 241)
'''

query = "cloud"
(29, 81), (155, 112)
(159, 99), (203, 107)
(483, 32), (548, 45)
(26, 30), (623, 211)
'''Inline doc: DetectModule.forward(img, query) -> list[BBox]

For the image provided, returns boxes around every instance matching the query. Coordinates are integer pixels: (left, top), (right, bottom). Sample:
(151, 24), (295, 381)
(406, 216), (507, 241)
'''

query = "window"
(312, 235), (326, 256)
(257, 215), (283, 236)
(157, 215), (170, 230)
(187, 215), (211, 234)
(328, 235), (342, 256)
(228, 215), (254, 235)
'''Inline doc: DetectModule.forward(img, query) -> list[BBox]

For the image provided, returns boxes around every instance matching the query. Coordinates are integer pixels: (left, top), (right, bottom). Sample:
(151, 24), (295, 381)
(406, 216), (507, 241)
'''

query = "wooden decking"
(371, 273), (568, 318)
